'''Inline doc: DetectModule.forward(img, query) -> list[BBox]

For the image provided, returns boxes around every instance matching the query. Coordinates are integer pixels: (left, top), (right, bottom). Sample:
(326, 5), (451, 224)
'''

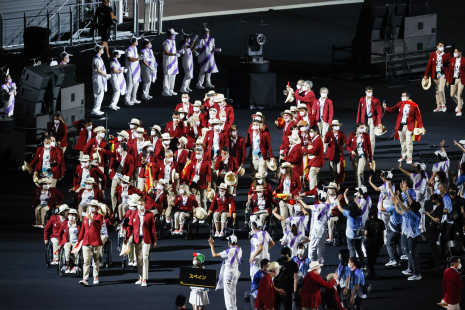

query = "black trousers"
(347, 238), (365, 265)
(366, 244), (382, 275)
(440, 222), (454, 259)
(274, 289), (293, 310)
(427, 224), (442, 267)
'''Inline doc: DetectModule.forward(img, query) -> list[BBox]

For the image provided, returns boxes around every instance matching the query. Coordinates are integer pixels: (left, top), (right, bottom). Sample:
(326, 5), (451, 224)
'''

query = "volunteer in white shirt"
(249, 220), (274, 280)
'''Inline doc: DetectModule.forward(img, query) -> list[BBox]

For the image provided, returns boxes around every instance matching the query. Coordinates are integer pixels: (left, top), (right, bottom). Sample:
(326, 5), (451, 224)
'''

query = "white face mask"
(434, 177), (439, 182)
(214, 125), (221, 130)
(179, 114), (185, 120)
(90, 207), (96, 213)
(219, 191), (225, 197)
(297, 249), (304, 255)
(81, 162), (89, 168)
(179, 188), (185, 195)
(193, 259), (198, 265)
(129, 206), (136, 211)
(302, 86), (308, 91)
(117, 136), (123, 142)
(292, 129), (299, 135)
(181, 98), (188, 103)
(54, 120), (60, 124)
(163, 140), (170, 146)
(68, 215), (75, 221)
(333, 126), (339, 131)
(121, 183), (128, 188)
(43, 184), (50, 189)
(401, 96), (407, 102)
(438, 46), (444, 52)
(231, 131), (237, 136)
(458, 263), (462, 269)
(148, 147), (154, 152)
(166, 157), (173, 162)
(177, 144), (183, 149)
(196, 154), (202, 160)
(252, 125), (259, 130)
(99, 132), (105, 138)
(193, 107), (200, 112)
(87, 126), (92, 130)
(274, 270), (280, 277)
(257, 179), (263, 184)
(220, 117), (227, 122)
(454, 53), (459, 57)
(317, 268), (321, 274)
(366, 92), (372, 97)
(44, 143), (51, 149)
(157, 184), (164, 190)
(309, 132), (315, 138)
(50, 141), (56, 147)
(136, 133), (142, 138)
(296, 85), (301, 90)
(254, 116), (261, 122)
(173, 118), (179, 123)
(358, 127), (365, 133)
(300, 127), (306, 132)
(219, 101), (226, 106)
(299, 111), (306, 116)
(320, 93), (327, 98)
(137, 204), (145, 211)
(85, 184), (92, 190)
(257, 192), (263, 198)
(130, 124), (136, 129)
(281, 168), (286, 175)
(284, 116), (290, 121)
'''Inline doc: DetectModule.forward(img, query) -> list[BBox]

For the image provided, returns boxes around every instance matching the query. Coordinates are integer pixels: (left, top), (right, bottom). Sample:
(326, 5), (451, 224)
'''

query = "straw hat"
(266, 262), (281, 272)
(161, 133), (173, 140)
(238, 166), (245, 176)
(254, 185), (265, 192)
(21, 161), (33, 174)
(280, 110), (292, 117)
(141, 141), (153, 149)
(117, 130), (129, 140)
(194, 138), (206, 148)
(135, 127), (145, 134)
(422, 76), (432, 90)
(206, 90), (216, 97)
(128, 118), (141, 126)
(252, 111), (265, 121)
(177, 108), (187, 114)
(58, 204), (70, 214)
(288, 133), (301, 145)
(308, 261), (323, 271)
(267, 160), (277, 171)
(330, 120), (343, 127)
(218, 183), (228, 190)
(128, 195), (140, 207)
(326, 182), (338, 189)
(326, 273), (335, 281)
(85, 177), (96, 184)
(119, 242), (130, 256)
(120, 175), (132, 185)
(413, 128), (426, 136)
(253, 173), (264, 179)
(210, 118), (223, 125)
(150, 125), (161, 134)
(206, 188), (215, 201)
(225, 172), (236, 186)
(290, 106), (298, 112)
(93, 126), (107, 133)
(171, 170), (180, 183)
(194, 207), (208, 220)
(79, 155), (90, 162)
(178, 137), (188, 146)
(99, 204), (109, 216)
(374, 125), (388, 136)
(213, 94), (227, 102)
(68, 209), (78, 215)
(368, 160), (376, 172)
(193, 100), (202, 107)
(88, 199), (100, 207)
(297, 103), (308, 111)
(280, 162), (294, 169)
(297, 120), (308, 128)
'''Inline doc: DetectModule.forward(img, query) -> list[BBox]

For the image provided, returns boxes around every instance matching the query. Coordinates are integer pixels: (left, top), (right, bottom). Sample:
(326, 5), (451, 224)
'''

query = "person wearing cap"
(125, 36), (142, 105)
(115, 175), (143, 217)
(346, 123), (373, 187)
(247, 111), (269, 135)
(189, 252), (210, 309)
(140, 38), (157, 100)
(447, 48), (465, 116)
(295, 103), (316, 129)
(149, 125), (163, 159)
(48, 136), (66, 183)
(33, 178), (64, 227)
(176, 93), (195, 116)
(274, 247), (300, 310)
(188, 147), (211, 210)
(136, 141), (155, 191)
(247, 173), (273, 205)
(208, 234), (242, 310)
(281, 220), (310, 258)
(300, 261), (337, 310)
(255, 261), (284, 310)
(76, 177), (104, 220)
(72, 119), (95, 157)
(207, 183), (236, 237)
(274, 162), (301, 231)
(170, 187), (199, 235)
(30, 136), (62, 188)
(163, 28), (181, 96)
(431, 140), (450, 183)
(78, 200), (104, 286)
(44, 204), (70, 265)
(283, 133), (303, 178)
(192, 100), (207, 126)
(289, 105), (299, 119)
(202, 90), (217, 115)
(175, 136), (189, 171)
(91, 44), (108, 115)
(272, 199), (309, 236)
(127, 198), (157, 287)
(72, 154), (106, 192)
(147, 179), (169, 217)
(214, 94), (234, 125)
(58, 208), (81, 273)
(277, 110), (297, 164)
(178, 32), (197, 93)
(322, 182), (344, 243)
(45, 113), (68, 153)
(153, 150), (180, 219)
(325, 120), (347, 183)
(312, 87), (333, 140)
(354, 185), (372, 239)
(126, 118), (143, 143)
(383, 92), (425, 164)
(303, 126), (325, 190)
(355, 86), (383, 156)
(248, 185), (277, 230)
(120, 194), (141, 265)
(214, 146), (238, 188)
(249, 220), (275, 279)
(425, 43), (451, 113)
(109, 49), (127, 110)
(131, 127), (147, 184)
(246, 119), (274, 177)
(290, 80), (316, 112)
(195, 25), (220, 89)
(83, 126), (107, 172)
(108, 142), (135, 213)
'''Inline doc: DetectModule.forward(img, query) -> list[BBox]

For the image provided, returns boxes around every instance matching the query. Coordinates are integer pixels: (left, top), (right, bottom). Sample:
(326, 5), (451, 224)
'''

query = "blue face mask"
(204, 34), (209, 39)
(187, 39), (191, 43)
(135, 41), (138, 46)
(7, 79), (12, 83)
(148, 44), (152, 49)
(171, 35), (176, 40)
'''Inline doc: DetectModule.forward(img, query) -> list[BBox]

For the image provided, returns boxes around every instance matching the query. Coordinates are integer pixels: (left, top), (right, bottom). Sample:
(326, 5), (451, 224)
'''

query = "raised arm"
(336, 196), (345, 213)
(272, 207), (286, 222)
(398, 162), (411, 177)
(454, 140), (465, 153)
(368, 175), (380, 192)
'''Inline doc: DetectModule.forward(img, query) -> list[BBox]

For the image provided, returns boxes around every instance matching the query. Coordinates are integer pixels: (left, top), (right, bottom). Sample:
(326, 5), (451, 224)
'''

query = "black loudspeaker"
(404, 14), (437, 38)
(57, 83), (85, 111)
(14, 99), (44, 116)
(57, 64), (76, 88)
(23, 27), (51, 54)
(229, 70), (276, 107)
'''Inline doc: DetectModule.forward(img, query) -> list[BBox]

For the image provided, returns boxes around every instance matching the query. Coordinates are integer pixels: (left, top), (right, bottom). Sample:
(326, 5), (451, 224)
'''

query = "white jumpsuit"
(378, 182), (395, 243)
(1, 82), (16, 116)
(250, 230), (271, 279)
(308, 203), (331, 264)
(92, 55), (107, 113)
(359, 197), (371, 256)
(196, 37), (218, 87)
(180, 42), (194, 92)
(162, 39), (179, 95)
(125, 46), (141, 103)
(140, 47), (157, 97)
(217, 247), (242, 310)
(282, 230), (307, 258)
(411, 172), (428, 233)
(109, 58), (127, 108)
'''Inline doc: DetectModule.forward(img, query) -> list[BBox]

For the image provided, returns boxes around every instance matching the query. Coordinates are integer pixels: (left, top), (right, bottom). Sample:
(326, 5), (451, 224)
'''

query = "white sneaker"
(147, 95), (153, 99)
(406, 158), (412, 164)
(186, 88), (193, 92)
(91, 110), (104, 115)
(192, 218), (197, 223)
(326, 238), (332, 242)
(196, 85), (205, 89)
(132, 99), (141, 104)
(161, 91), (172, 96)
(99, 262), (103, 267)
(71, 267), (77, 273)
(219, 232), (224, 237)
(125, 101), (134, 106)
(398, 157), (404, 162)
(442, 105), (447, 112)
(214, 231), (220, 237)
(141, 95), (150, 100)
(93, 278), (99, 285)
(385, 260), (397, 266)
(170, 91), (178, 95)
(109, 105), (118, 111)
(456, 106), (459, 112)
(402, 269), (412, 275)
(433, 107), (442, 112)
(79, 279), (88, 286)
(400, 255), (408, 260)
(65, 266), (70, 273)
(205, 84), (215, 88)
(166, 217), (171, 223)
(457, 112), (462, 116)
(408, 275), (421, 280)
(135, 279), (142, 285)
(141, 282), (147, 287)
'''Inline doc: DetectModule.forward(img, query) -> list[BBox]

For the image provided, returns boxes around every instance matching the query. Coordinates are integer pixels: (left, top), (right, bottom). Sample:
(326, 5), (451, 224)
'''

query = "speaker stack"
(54, 64), (85, 127)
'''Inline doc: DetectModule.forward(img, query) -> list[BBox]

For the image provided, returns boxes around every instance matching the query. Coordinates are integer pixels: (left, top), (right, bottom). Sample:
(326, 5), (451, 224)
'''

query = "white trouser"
(111, 177), (120, 213)
(251, 159), (266, 178)
(223, 267), (239, 310)
(51, 237), (59, 260)
(126, 75), (139, 102)
(163, 75), (176, 93)
(434, 76), (447, 107)
(174, 211), (190, 229)
(318, 122), (330, 142)
(309, 167), (320, 189)
(352, 157), (366, 187)
(309, 230), (326, 264)
(135, 240), (151, 280)
(250, 210), (268, 227)
(110, 83), (120, 108)
(93, 91), (104, 113)
(398, 125), (413, 160)
(367, 117), (375, 156)
(197, 73), (212, 86)
(279, 200), (294, 231)
(180, 75), (192, 92)
(82, 245), (100, 280)
(137, 176), (146, 192)
(64, 241), (78, 264)
(451, 78), (464, 110)
(142, 82), (151, 96)
(447, 304), (461, 310)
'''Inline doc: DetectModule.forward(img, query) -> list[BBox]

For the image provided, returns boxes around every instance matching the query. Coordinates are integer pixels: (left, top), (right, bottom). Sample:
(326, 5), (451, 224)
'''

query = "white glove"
(193, 35), (198, 42)
(178, 50), (185, 55)
(215, 48), (222, 52)
(123, 68), (128, 73)
(194, 51), (200, 57)
(175, 53), (181, 57)
(105, 75), (111, 80)
(138, 55), (143, 60)
(193, 175), (200, 183)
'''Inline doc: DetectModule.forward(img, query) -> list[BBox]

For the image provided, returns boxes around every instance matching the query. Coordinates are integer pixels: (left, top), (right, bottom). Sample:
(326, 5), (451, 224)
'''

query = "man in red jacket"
(30, 136), (62, 188)
(46, 113), (68, 153)
(447, 47), (465, 116)
(214, 94), (235, 128)
(324, 120), (347, 183)
(383, 93), (425, 164)
(115, 175), (144, 218)
(276, 110), (297, 160)
(283, 133), (303, 178)
(291, 80), (315, 112)
(175, 93), (194, 117)
(246, 119), (275, 178)
(72, 119), (94, 157)
(300, 261), (337, 310)
(346, 123), (372, 187)
(189, 147), (212, 210)
(303, 126), (324, 190)
(83, 126), (107, 172)
(214, 146), (238, 187)
(44, 204), (70, 265)
(356, 86), (383, 156)
(425, 42), (451, 112)
(33, 178), (64, 227)
(170, 188), (199, 235)
(78, 200), (104, 286)
(72, 154), (106, 192)
(207, 183), (236, 237)
(442, 256), (463, 309)
(109, 142), (135, 213)
(127, 198), (157, 287)
(229, 125), (246, 168)
(255, 261), (281, 310)
(313, 87), (334, 140)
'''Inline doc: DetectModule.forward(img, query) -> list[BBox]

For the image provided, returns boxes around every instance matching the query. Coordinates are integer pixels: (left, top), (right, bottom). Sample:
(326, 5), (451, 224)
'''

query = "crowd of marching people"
(20, 41), (465, 310)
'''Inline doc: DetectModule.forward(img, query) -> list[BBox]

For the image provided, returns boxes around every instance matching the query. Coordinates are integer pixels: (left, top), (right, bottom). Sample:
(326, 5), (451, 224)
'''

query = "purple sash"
(289, 231), (302, 248)
(317, 204), (330, 221)
(129, 47), (141, 79)
(198, 38), (216, 73)
(2, 83), (15, 113)
(113, 58), (126, 90)
(166, 39), (178, 74)
(358, 197), (370, 214)
(143, 49), (157, 78)
(94, 54), (106, 86)
(230, 247), (240, 266)
(414, 173), (428, 189)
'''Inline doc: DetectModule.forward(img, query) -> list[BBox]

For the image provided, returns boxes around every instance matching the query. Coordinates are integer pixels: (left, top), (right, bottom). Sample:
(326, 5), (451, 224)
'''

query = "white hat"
(206, 90), (216, 97)
(266, 262), (281, 271)
(87, 199), (100, 206)
(330, 120), (343, 127)
(79, 154), (90, 161)
(308, 261), (323, 271)
(151, 125), (162, 133)
(202, 23), (210, 32)
(318, 190), (327, 200)
(161, 133), (173, 140)
(58, 204), (70, 214)
(194, 207), (208, 220)
(459, 140), (465, 146)
(253, 173), (264, 179)
(128, 118), (141, 126)
(290, 218), (300, 227)
(84, 177), (96, 184)
(422, 76), (432, 90)
(225, 172), (236, 186)
(112, 48), (125, 55)
(214, 94), (227, 103)
(280, 110), (292, 117)
(120, 175), (132, 184)
(135, 127), (145, 134)
(355, 185), (368, 194)
(178, 136), (188, 146)
(414, 162), (426, 171)
(434, 150), (447, 158)
(297, 103), (308, 111)
(210, 118), (223, 125)
(281, 162), (294, 169)
(254, 185), (265, 192)
(218, 183), (228, 190)
(381, 169), (394, 179)
(117, 130), (129, 140)
(252, 111), (265, 121)
(193, 101), (202, 107)
(94, 44), (103, 53)
(227, 234), (238, 244)
(141, 141), (153, 149)
(326, 182), (338, 189)
(167, 28), (179, 35)
(251, 220), (262, 228)
(290, 106), (298, 112)
(68, 209), (78, 215)
(288, 133), (301, 145)
(413, 128), (426, 136)
(93, 126), (106, 133)
(293, 204), (301, 214)
(38, 178), (52, 185)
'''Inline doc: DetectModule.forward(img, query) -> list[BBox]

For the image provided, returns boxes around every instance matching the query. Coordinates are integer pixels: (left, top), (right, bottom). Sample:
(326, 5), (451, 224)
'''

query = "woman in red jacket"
(442, 256), (463, 309)
(274, 162), (301, 231)
(76, 177), (104, 220)
(171, 188), (199, 235)
(33, 178), (64, 227)
(44, 205), (70, 265)
(255, 261), (284, 310)
(58, 209), (81, 273)
(46, 113), (68, 153)
(300, 261), (337, 310)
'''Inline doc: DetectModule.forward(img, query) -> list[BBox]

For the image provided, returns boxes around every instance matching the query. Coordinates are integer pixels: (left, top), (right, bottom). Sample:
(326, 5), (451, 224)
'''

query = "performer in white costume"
(125, 36), (142, 105)
(179, 31), (198, 93)
(91, 44), (109, 115)
(162, 28), (181, 96)
(1, 68), (17, 117)
(140, 38), (157, 100)
(196, 24), (221, 89)
(109, 48), (127, 111)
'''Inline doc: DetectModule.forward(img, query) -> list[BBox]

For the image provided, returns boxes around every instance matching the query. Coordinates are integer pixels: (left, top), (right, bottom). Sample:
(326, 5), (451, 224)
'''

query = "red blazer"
(137, 152), (156, 177)
(32, 187), (64, 208)
(58, 220), (82, 245)
(187, 124), (202, 149)
(214, 155), (238, 174)
(229, 135), (246, 166)
(149, 137), (164, 160)
(294, 90), (316, 112)
(209, 193), (236, 213)
(356, 96), (383, 126)
(447, 57), (465, 85)
(279, 120), (297, 146)
(203, 130), (229, 162)
(283, 145), (303, 177)
(126, 129), (149, 145)
(251, 195), (276, 214)
(295, 114), (316, 128)
(165, 121), (188, 139)
(73, 120), (94, 151)
(346, 132), (373, 162)
(303, 135), (324, 167)
(321, 286), (345, 310)
(245, 130), (274, 161)
(425, 51), (451, 79)
(248, 183), (274, 198)
(443, 267), (463, 305)
(173, 195), (198, 212)
(115, 185), (144, 203)
(152, 160), (180, 192)
(47, 122), (68, 147)
(44, 215), (62, 240)
(214, 104), (235, 127)
(147, 189), (168, 212)
(312, 98), (334, 124)
(300, 271), (337, 309)
(83, 137), (107, 168)
(188, 159), (212, 189)
(56, 147), (66, 178)
(385, 100), (423, 132)
(128, 211), (157, 244)
(76, 187), (104, 206)
(78, 213), (104, 246)
(324, 130), (346, 162)
(175, 102), (194, 117)
(73, 165), (107, 190)
(30, 146), (62, 179)
(255, 273), (275, 309)
(174, 149), (189, 171)
(276, 174), (301, 197)
(109, 152), (135, 179)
